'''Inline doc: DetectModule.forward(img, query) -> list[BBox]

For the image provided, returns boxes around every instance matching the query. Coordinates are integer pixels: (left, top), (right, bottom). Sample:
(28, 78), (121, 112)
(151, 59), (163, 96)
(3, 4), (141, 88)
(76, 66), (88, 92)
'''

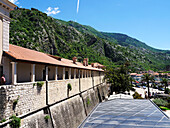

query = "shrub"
(86, 97), (91, 106)
(67, 83), (72, 91)
(166, 103), (170, 109)
(165, 88), (170, 94)
(33, 83), (36, 86)
(133, 92), (143, 99)
(0, 118), (6, 123)
(37, 81), (44, 87)
(130, 87), (136, 92)
(153, 98), (168, 107)
(44, 115), (50, 122)
(159, 106), (170, 111)
(13, 96), (20, 105)
(9, 115), (21, 128)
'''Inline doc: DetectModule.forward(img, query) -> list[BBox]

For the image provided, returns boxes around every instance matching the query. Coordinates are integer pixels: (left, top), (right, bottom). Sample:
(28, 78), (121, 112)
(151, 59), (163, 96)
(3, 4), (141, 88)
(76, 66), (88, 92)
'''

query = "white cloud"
(47, 7), (52, 12)
(9, 0), (19, 4)
(45, 7), (60, 15)
(54, 7), (59, 11)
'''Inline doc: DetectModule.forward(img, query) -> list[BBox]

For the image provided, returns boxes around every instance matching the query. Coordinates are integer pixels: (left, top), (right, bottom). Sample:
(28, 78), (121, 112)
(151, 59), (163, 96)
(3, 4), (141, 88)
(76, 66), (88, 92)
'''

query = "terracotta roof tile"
(130, 73), (137, 76)
(5, 44), (103, 71)
(153, 73), (159, 76)
(136, 74), (143, 77)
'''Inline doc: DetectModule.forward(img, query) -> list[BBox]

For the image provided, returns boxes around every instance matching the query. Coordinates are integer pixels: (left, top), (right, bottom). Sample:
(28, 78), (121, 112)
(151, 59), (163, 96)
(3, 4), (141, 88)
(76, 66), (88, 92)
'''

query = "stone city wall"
(0, 83), (46, 120)
(48, 79), (80, 104)
(0, 83), (108, 128)
(0, 75), (108, 128)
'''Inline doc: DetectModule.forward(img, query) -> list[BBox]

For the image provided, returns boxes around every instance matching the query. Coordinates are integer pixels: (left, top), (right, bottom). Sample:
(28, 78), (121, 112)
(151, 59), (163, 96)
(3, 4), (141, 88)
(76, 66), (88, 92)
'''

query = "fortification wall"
(50, 95), (86, 128)
(48, 79), (80, 104)
(0, 82), (108, 128)
(0, 83), (46, 120)
(0, 75), (108, 128)
(80, 77), (93, 92)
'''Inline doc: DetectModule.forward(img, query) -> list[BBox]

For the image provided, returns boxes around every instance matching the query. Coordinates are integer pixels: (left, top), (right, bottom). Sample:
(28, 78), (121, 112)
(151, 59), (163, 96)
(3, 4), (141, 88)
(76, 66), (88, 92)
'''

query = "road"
(132, 87), (164, 98)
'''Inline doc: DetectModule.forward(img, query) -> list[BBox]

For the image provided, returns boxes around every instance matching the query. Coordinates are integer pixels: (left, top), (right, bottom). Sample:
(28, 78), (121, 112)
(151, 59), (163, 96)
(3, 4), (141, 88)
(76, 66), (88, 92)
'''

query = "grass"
(159, 106), (170, 111)
(160, 71), (170, 73)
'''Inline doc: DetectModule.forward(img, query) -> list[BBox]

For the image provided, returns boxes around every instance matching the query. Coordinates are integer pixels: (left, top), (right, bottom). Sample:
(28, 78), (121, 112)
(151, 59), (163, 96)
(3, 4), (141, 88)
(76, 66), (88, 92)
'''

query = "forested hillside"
(9, 8), (170, 72)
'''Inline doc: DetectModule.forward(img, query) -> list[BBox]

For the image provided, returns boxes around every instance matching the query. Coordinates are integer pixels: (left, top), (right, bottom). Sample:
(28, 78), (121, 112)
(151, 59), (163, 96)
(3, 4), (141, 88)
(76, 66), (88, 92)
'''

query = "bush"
(44, 115), (50, 122)
(67, 83), (72, 91)
(133, 92), (143, 99)
(165, 88), (170, 94)
(86, 97), (91, 106)
(159, 106), (170, 111)
(0, 118), (6, 123)
(9, 115), (21, 128)
(153, 98), (168, 107)
(166, 103), (170, 109)
(37, 81), (44, 87)
(130, 87), (136, 92)
(13, 96), (20, 105)
(33, 83), (36, 86)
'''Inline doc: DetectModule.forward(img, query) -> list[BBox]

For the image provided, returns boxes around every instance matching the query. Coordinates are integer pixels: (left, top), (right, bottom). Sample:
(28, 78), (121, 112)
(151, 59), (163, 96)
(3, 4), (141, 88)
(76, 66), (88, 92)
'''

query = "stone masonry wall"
(48, 79), (80, 104)
(0, 74), (108, 128)
(0, 82), (108, 128)
(50, 95), (86, 128)
(80, 77), (93, 92)
(0, 83), (46, 120)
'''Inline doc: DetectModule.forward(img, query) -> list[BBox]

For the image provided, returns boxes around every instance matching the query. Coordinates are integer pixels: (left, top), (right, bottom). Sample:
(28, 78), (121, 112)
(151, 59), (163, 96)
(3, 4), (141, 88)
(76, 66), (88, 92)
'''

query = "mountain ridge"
(68, 21), (169, 53)
(9, 8), (170, 72)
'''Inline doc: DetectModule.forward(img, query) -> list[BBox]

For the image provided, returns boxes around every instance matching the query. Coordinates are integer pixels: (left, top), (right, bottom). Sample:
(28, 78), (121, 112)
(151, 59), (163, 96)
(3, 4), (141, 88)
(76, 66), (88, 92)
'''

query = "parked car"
(142, 86), (146, 89)
(158, 88), (164, 91)
(136, 85), (140, 88)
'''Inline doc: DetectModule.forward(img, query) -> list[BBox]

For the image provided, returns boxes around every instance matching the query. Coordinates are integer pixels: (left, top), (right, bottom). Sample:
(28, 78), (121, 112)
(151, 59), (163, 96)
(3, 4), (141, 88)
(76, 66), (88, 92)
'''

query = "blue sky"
(10, 0), (170, 50)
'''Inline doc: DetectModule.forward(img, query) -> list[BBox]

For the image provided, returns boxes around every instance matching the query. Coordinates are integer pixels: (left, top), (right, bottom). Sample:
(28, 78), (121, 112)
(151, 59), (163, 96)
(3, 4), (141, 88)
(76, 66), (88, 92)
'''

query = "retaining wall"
(0, 83), (46, 120)
(0, 76), (108, 128)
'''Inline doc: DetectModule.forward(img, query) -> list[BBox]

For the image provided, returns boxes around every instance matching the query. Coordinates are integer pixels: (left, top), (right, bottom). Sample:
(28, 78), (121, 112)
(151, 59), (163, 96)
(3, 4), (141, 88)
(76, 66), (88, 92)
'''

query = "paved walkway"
(79, 99), (170, 128)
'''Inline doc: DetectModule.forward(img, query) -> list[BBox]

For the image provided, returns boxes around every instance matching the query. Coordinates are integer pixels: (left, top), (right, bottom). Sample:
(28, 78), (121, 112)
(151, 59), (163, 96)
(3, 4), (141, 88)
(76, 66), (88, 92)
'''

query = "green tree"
(141, 73), (155, 98)
(129, 77), (135, 86)
(104, 64), (132, 94)
(161, 78), (168, 92)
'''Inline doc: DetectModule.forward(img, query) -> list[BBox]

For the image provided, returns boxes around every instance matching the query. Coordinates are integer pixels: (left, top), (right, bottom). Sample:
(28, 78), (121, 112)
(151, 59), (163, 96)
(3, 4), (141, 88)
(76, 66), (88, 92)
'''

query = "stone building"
(0, 0), (104, 85)
(0, 0), (16, 77)
(0, 1), (107, 127)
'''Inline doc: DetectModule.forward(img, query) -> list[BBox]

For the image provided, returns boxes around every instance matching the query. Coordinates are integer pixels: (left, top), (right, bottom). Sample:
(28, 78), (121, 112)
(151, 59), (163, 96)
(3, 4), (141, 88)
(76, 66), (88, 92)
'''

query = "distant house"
(130, 73), (137, 78)
(136, 74), (143, 82)
(130, 73), (137, 83)
(91, 63), (105, 69)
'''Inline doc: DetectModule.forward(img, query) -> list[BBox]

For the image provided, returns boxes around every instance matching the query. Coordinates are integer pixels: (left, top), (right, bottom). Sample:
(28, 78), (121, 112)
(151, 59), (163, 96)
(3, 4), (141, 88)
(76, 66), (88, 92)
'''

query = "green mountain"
(9, 8), (170, 72)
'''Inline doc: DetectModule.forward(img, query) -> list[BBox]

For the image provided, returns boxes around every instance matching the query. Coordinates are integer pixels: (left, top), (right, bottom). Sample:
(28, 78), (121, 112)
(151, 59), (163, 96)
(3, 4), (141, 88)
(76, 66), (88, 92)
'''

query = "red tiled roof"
(130, 73), (137, 76)
(91, 63), (105, 68)
(153, 73), (159, 76)
(136, 74), (143, 77)
(5, 44), (103, 71)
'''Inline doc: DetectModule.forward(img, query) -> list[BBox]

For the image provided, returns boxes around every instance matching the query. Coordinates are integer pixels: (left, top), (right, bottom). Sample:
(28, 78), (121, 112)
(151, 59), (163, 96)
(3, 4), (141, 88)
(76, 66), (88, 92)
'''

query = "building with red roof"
(0, 1), (104, 85)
